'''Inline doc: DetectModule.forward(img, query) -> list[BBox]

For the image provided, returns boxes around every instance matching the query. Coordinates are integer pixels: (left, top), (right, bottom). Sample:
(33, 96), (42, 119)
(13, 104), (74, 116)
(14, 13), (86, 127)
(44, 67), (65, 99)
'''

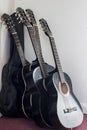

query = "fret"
(12, 32), (28, 66)
(50, 36), (65, 83)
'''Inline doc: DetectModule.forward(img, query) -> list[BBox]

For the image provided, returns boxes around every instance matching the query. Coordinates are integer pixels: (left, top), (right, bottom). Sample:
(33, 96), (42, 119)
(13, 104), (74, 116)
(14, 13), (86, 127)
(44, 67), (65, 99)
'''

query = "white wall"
(0, 0), (15, 91)
(0, 0), (87, 113)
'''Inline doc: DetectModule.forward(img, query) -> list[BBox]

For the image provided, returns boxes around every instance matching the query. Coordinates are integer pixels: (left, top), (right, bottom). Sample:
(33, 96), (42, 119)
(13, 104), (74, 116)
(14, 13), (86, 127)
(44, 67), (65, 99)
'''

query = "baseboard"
(81, 103), (87, 114)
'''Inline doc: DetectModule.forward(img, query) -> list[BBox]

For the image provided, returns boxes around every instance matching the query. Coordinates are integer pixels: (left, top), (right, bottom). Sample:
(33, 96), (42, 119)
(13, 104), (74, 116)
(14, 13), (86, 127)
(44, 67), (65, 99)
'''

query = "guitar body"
(0, 63), (18, 116)
(32, 73), (56, 127)
(22, 63), (54, 126)
(21, 65), (40, 118)
(17, 63), (53, 122)
(32, 77), (51, 127)
(46, 72), (83, 128)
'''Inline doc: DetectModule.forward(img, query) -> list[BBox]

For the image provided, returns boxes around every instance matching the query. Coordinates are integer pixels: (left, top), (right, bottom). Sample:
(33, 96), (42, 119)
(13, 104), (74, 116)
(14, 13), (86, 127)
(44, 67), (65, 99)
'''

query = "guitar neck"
(49, 36), (65, 83)
(27, 26), (48, 78)
(12, 31), (29, 67)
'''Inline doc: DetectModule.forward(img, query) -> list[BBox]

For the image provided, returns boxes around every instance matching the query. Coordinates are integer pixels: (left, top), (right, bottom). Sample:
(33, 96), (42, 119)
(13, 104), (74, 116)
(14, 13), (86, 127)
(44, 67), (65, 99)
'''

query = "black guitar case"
(0, 13), (24, 117)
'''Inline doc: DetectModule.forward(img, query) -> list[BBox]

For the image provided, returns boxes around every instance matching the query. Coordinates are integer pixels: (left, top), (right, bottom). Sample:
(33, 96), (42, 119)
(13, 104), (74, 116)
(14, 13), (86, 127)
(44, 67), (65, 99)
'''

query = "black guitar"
(15, 8), (55, 127)
(39, 19), (83, 129)
(0, 13), (25, 117)
(1, 14), (41, 119)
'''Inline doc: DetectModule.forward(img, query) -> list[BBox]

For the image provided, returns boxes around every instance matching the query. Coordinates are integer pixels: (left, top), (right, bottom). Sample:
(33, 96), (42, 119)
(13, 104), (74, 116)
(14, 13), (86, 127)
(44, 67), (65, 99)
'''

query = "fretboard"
(12, 32), (29, 67)
(33, 25), (49, 77)
(27, 25), (48, 78)
(49, 36), (65, 83)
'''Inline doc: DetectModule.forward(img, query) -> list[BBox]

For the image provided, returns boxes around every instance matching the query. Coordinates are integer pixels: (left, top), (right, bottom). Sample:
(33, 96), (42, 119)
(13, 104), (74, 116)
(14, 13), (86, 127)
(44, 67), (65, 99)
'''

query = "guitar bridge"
(63, 107), (77, 113)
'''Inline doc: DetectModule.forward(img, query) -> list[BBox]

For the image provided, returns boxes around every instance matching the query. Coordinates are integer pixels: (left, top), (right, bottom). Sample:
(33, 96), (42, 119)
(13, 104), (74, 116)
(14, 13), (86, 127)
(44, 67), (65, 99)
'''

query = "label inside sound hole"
(60, 83), (68, 94)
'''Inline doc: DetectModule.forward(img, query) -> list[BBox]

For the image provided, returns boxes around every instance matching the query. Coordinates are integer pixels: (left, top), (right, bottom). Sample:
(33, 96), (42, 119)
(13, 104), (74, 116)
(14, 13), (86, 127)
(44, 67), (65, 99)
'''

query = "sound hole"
(61, 83), (68, 94)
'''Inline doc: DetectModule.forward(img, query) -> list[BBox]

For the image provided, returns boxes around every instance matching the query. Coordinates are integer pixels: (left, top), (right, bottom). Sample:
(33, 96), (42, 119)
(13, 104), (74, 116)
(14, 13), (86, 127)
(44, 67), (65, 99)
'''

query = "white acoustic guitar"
(39, 18), (84, 129)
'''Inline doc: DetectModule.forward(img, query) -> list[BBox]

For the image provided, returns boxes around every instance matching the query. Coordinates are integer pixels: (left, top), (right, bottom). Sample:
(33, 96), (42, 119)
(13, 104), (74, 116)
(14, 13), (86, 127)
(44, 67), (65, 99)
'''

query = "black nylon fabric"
(0, 13), (24, 117)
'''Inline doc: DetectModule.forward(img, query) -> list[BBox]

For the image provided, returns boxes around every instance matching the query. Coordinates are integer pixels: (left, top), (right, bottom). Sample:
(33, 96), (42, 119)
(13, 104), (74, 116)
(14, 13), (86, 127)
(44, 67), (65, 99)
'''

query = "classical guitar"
(39, 18), (84, 129)
(1, 14), (41, 119)
(15, 8), (56, 127)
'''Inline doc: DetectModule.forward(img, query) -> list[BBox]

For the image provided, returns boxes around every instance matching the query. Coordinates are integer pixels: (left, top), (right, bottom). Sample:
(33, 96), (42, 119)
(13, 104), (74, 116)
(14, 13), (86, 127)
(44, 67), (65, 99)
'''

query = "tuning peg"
(20, 17), (23, 20)
(26, 14), (29, 18)
(18, 21), (21, 23)
(18, 14), (20, 17)
(15, 13), (17, 17)
(17, 17), (19, 20)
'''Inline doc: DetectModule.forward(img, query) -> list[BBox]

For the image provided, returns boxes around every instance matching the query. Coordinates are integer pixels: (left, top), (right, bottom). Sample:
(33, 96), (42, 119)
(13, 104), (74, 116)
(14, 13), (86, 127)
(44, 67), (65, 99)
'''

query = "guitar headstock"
(39, 18), (52, 37)
(26, 9), (36, 25)
(1, 13), (16, 34)
(15, 7), (31, 27)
